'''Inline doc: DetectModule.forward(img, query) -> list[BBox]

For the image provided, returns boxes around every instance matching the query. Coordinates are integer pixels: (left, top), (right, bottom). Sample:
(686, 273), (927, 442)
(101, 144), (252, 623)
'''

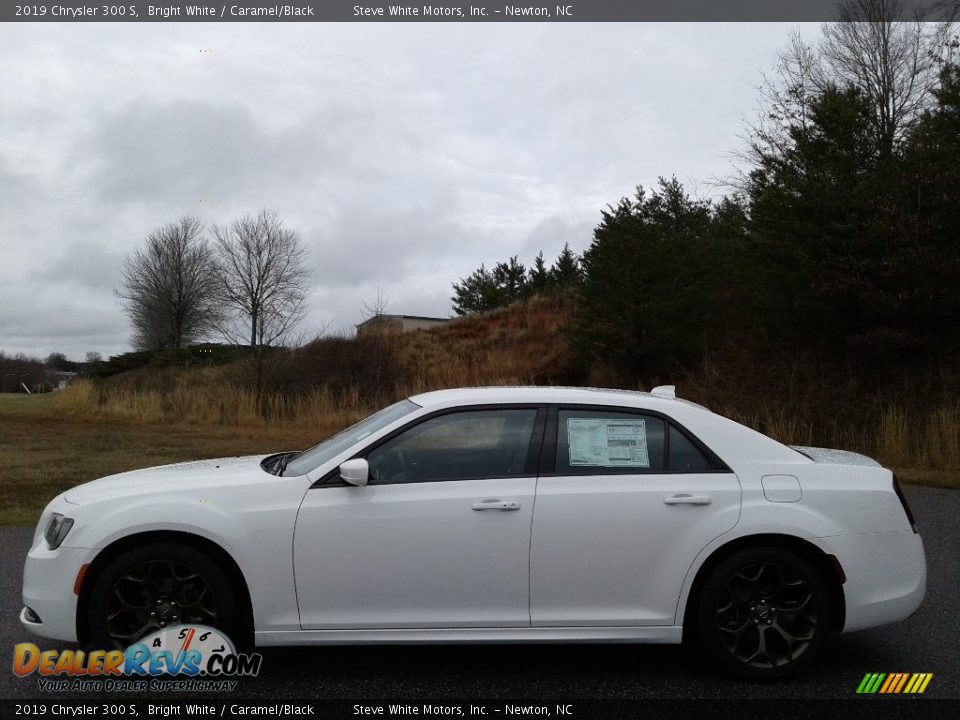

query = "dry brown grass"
(52, 287), (960, 477)
(55, 378), (367, 430)
(710, 403), (960, 474)
(396, 295), (577, 390)
(6, 294), (957, 528)
(0, 392), (334, 526)
(5, 396), (959, 530)
(53, 295), (577, 428)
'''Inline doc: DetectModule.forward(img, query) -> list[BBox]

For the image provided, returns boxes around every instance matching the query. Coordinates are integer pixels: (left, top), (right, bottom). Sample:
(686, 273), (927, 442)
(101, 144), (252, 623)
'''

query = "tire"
(86, 542), (240, 651)
(696, 546), (833, 680)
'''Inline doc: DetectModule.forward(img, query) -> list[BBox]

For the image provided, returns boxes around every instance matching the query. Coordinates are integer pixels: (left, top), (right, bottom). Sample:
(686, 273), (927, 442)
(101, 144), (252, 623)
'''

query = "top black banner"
(3, 0), (959, 23)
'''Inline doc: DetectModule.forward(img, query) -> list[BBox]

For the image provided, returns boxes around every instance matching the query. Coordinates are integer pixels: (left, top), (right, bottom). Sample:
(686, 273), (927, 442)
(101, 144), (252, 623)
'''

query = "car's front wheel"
(697, 546), (832, 679)
(85, 543), (239, 651)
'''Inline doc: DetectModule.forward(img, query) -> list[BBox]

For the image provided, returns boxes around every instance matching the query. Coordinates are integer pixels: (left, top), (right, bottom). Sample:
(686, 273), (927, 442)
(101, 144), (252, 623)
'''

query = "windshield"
(282, 399), (420, 477)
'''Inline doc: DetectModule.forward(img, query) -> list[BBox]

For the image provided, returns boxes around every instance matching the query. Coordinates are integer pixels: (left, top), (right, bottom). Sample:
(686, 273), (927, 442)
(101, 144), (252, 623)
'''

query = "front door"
(294, 406), (543, 629)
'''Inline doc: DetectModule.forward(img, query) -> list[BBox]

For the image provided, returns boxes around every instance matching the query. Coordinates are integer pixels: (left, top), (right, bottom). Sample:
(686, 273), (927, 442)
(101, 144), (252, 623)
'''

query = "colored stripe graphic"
(857, 673), (885, 693)
(879, 674), (896, 693)
(892, 673), (910, 693)
(856, 672), (933, 694)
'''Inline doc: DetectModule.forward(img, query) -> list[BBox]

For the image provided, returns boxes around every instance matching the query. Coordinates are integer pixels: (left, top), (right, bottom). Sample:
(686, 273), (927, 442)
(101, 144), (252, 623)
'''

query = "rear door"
(530, 405), (741, 626)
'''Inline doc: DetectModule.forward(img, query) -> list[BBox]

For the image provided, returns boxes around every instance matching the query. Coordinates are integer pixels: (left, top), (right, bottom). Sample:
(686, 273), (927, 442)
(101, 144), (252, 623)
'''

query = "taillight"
(893, 476), (918, 533)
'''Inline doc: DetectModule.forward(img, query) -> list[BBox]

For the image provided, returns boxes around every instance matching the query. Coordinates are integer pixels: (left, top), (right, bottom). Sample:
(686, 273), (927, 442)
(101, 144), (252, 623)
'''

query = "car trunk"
(790, 445), (882, 468)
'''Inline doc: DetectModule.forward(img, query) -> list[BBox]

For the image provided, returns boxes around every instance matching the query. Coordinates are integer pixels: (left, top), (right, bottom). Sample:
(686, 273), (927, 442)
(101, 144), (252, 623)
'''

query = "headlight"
(44, 513), (74, 550)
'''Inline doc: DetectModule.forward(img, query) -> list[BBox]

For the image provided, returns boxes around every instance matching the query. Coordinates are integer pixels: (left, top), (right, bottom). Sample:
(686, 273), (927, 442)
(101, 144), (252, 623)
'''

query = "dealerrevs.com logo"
(13, 625), (262, 693)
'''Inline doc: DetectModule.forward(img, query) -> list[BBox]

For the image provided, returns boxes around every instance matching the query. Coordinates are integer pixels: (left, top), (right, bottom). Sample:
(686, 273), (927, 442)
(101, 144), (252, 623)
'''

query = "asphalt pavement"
(2, 485), (957, 700)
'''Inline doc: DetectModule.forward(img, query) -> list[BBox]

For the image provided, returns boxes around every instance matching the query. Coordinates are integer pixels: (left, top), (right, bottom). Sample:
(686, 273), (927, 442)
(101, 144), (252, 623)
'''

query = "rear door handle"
(471, 500), (521, 511)
(664, 494), (712, 506)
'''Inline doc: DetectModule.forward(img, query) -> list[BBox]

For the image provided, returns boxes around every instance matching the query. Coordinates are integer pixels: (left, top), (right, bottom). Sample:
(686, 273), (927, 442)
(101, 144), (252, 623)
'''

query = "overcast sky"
(0, 22), (817, 360)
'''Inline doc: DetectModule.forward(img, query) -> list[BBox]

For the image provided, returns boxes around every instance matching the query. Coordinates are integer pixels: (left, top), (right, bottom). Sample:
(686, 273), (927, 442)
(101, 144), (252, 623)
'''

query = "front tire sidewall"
(697, 546), (833, 680)
(85, 542), (239, 651)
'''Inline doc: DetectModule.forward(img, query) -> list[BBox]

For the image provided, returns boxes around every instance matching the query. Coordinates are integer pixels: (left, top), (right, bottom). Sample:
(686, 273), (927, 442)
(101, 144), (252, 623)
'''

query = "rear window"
(668, 426), (713, 472)
(556, 409), (666, 473)
(553, 408), (718, 474)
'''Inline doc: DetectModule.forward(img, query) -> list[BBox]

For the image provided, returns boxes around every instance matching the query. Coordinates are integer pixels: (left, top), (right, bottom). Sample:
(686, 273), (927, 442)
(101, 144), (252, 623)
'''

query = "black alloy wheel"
(86, 542), (238, 651)
(697, 547), (833, 679)
(103, 558), (218, 648)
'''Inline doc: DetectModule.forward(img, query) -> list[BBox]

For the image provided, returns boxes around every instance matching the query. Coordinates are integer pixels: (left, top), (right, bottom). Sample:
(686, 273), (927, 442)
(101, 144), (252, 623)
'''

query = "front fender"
(68, 482), (307, 634)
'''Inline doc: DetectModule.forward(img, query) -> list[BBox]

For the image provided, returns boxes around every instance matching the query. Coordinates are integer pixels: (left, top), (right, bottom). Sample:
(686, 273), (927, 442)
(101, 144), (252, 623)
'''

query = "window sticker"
(567, 418), (649, 467)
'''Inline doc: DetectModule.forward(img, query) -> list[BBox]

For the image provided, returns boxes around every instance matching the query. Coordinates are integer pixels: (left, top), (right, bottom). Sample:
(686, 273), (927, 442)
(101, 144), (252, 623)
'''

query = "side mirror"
(339, 458), (369, 486)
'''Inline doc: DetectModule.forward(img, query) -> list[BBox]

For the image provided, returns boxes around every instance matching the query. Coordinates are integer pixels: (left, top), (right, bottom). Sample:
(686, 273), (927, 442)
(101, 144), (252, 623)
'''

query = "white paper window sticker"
(567, 417), (649, 468)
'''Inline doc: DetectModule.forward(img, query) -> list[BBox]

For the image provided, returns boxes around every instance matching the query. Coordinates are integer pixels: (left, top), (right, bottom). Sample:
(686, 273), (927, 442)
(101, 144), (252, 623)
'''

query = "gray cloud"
(40, 242), (124, 292)
(0, 22), (817, 360)
(0, 283), (128, 359)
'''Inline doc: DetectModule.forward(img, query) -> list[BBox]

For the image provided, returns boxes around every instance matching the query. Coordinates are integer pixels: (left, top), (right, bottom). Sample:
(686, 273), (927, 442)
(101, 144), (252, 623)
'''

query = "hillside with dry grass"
(55, 296), (578, 426)
(50, 294), (960, 488)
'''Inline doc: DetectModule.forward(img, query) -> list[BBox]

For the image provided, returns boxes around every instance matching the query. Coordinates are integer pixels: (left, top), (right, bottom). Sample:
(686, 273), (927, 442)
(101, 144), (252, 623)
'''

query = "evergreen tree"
(747, 85), (900, 356)
(452, 256), (530, 315)
(889, 64), (960, 357)
(527, 251), (551, 296)
(451, 264), (500, 316)
(566, 178), (743, 380)
(491, 256), (528, 304)
(550, 243), (583, 290)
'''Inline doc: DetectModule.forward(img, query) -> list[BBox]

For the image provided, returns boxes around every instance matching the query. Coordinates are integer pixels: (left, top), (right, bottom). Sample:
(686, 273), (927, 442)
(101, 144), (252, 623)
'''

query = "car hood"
(790, 445), (882, 468)
(64, 455), (274, 505)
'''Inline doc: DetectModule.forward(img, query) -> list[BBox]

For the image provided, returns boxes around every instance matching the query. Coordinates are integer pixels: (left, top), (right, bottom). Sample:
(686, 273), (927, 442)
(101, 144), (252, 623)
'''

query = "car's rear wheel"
(697, 546), (832, 679)
(86, 543), (239, 651)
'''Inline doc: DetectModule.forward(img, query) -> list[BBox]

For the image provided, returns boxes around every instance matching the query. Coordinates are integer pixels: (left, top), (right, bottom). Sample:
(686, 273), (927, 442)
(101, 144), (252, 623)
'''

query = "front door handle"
(471, 500), (521, 511)
(664, 494), (712, 506)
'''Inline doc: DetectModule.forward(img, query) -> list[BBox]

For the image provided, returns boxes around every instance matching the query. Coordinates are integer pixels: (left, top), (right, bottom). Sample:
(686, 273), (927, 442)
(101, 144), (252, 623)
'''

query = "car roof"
(408, 386), (709, 412)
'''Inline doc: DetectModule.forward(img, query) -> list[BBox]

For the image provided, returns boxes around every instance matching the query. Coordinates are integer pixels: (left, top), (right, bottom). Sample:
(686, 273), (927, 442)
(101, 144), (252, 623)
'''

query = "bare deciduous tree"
(741, 0), (956, 176)
(822, 0), (956, 151)
(745, 31), (825, 165)
(212, 210), (311, 348)
(117, 217), (221, 352)
(361, 287), (390, 320)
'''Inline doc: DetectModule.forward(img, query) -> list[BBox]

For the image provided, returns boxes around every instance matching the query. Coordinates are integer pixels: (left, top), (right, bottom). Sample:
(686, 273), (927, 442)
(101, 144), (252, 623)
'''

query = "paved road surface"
(2, 485), (956, 699)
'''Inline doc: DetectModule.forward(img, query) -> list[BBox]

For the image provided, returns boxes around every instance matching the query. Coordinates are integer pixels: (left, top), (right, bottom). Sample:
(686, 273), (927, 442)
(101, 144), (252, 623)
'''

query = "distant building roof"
(355, 314), (451, 336)
(356, 314), (450, 327)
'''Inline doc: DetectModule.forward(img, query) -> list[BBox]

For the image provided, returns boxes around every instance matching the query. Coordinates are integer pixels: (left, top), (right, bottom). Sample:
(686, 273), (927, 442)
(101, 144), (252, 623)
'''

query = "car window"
(668, 424), (713, 472)
(366, 409), (538, 485)
(283, 399), (420, 476)
(555, 409), (666, 474)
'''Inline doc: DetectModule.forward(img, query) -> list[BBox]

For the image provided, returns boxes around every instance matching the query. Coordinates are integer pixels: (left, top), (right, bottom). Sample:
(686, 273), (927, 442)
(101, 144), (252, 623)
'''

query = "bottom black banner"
(1, 699), (956, 720)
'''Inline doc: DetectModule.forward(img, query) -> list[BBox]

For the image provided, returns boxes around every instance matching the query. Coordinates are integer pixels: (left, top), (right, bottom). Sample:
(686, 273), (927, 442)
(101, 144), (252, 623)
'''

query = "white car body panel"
(294, 477), (536, 629)
(255, 626), (684, 646)
(530, 472), (740, 626)
(26, 459), (310, 637)
(21, 386), (925, 652)
(808, 531), (925, 632)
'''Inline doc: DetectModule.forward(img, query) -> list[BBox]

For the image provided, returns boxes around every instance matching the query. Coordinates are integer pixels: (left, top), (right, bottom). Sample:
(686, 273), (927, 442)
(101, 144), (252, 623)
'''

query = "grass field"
(0, 393), (332, 526)
(1, 390), (957, 527)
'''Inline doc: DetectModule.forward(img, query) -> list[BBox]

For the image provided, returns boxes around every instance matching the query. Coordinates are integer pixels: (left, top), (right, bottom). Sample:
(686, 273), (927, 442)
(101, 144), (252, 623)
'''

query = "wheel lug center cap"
(155, 601), (176, 622)
(751, 601), (775, 622)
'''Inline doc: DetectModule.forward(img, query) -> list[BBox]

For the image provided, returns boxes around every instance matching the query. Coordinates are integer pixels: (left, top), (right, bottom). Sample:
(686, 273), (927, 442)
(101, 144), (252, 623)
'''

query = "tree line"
(118, 209), (311, 352)
(451, 244), (583, 315)
(452, 1), (960, 386)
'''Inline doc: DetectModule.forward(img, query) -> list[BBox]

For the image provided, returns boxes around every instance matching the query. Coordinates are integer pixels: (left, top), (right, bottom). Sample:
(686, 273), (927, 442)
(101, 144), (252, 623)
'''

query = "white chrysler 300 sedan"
(22, 386), (924, 678)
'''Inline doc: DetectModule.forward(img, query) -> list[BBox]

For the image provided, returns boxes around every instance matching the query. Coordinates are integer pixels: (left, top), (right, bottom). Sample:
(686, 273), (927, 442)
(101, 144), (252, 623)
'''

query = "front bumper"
(21, 540), (91, 643)
(812, 530), (926, 633)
